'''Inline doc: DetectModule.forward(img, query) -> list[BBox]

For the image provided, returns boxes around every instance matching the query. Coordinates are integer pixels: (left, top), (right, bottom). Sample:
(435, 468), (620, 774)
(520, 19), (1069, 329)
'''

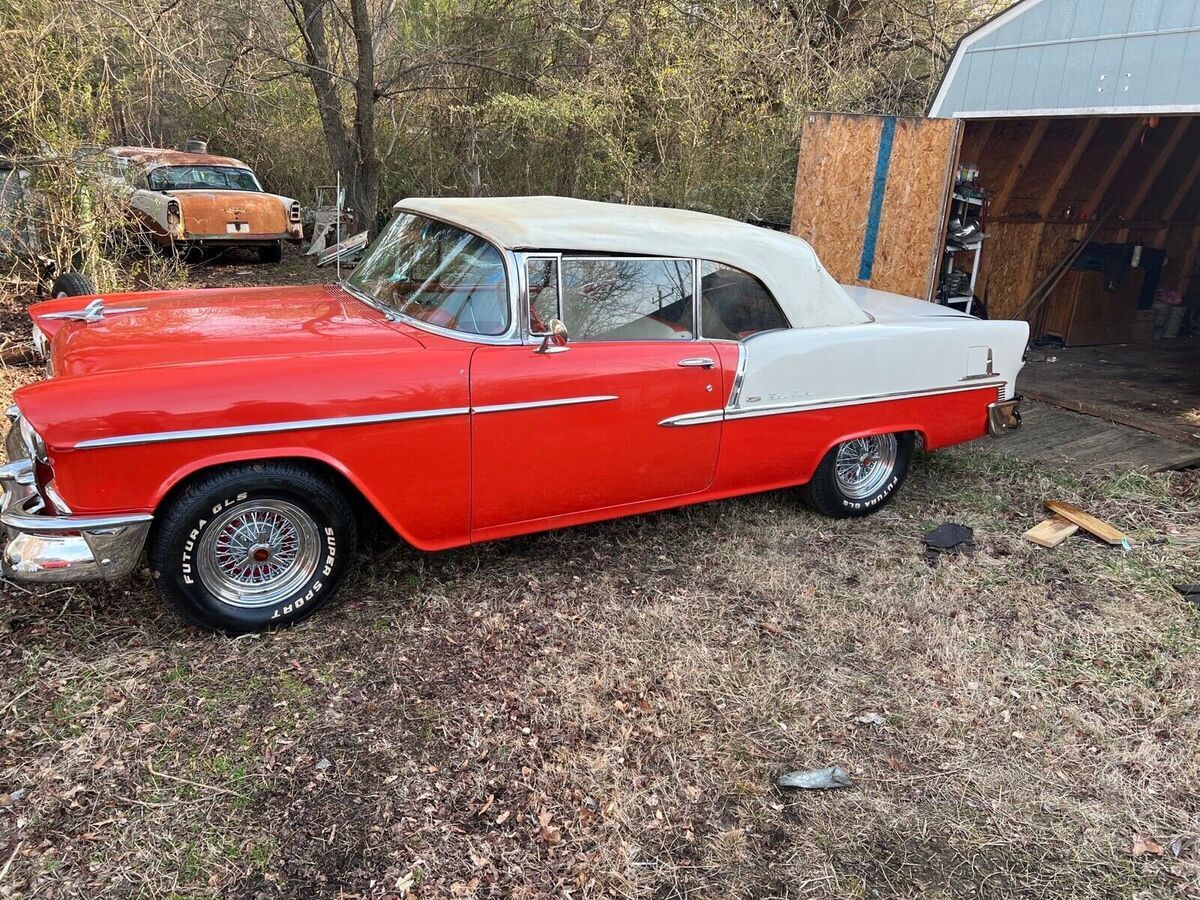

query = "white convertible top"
(395, 196), (870, 329)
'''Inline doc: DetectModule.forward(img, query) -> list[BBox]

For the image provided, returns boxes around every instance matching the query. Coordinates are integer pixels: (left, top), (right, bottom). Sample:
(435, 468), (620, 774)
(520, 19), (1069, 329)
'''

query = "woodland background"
(1, 0), (1006, 287)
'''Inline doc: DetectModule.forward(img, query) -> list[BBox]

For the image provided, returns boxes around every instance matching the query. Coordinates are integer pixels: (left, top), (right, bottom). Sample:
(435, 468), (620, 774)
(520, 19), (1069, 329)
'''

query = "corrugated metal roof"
(929, 0), (1200, 118)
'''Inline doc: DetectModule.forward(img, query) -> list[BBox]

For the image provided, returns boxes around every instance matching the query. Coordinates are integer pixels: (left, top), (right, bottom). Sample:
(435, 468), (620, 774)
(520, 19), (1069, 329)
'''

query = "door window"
(557, 257), (695, 341)
(526, 257), (560, 333)
(699, 261), (789, 340)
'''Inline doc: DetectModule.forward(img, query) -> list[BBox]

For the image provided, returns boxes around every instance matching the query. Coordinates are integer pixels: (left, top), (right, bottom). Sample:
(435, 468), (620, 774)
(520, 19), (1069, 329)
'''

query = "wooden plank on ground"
(982, 401), (1200, 473)
(1020, 387), (1200, 448)
(1044, 500), (1129, 546)
(1024, 515), (1080, 548)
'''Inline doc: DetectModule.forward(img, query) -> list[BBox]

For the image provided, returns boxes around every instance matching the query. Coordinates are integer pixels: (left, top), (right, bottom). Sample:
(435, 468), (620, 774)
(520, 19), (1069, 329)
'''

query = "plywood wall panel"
(791, 113), (883, 289)
(792, 112), (960, 300)
(979, 221), (1045, 320)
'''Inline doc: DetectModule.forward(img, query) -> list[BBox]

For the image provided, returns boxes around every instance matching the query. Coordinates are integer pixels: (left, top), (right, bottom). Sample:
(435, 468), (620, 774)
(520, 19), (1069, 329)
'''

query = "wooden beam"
(1084, 117), (1144, 217)
(1121, 116), (1191, 222)
(964, 119), (996, 162)
(1175, 224), (1200, 293)
(1038, 118), (1100, 219)
(1162, 141), (1200, 222)
(1044, 217), (1199, 228)
(993, 119), (1050, 214)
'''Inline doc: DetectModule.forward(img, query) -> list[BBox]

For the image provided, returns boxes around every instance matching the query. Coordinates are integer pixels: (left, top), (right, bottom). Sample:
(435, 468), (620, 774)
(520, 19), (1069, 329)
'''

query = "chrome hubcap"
(835, 434), (898, 499)
(196, 500), (321, 608)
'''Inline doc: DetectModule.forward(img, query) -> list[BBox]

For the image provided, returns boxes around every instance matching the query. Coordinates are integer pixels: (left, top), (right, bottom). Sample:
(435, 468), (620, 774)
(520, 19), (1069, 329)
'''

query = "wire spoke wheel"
(196, 499), (321, 609)
(834, 434), (898, 500)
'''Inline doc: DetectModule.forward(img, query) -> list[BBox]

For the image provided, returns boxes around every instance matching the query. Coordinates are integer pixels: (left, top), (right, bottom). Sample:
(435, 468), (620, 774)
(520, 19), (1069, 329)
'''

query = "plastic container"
(1164, 304), (1185, 338)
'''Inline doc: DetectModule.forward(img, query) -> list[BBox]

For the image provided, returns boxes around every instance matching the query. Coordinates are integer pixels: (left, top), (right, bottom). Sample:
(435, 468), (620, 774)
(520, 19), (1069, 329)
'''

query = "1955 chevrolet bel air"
(1, 197), (1027, 633)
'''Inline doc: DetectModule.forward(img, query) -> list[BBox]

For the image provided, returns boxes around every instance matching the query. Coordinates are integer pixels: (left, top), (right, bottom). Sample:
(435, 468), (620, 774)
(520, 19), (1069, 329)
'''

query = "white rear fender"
(731, 314), (1028, 413)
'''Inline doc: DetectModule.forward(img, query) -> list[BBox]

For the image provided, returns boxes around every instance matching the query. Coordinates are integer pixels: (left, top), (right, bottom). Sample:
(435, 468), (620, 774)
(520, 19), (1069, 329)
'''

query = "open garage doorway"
(954, 115), (1199, 454)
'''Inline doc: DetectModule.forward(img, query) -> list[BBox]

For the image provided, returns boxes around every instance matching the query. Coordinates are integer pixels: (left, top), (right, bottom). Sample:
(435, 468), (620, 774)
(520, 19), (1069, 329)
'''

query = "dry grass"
(0, 257), (1198, 898)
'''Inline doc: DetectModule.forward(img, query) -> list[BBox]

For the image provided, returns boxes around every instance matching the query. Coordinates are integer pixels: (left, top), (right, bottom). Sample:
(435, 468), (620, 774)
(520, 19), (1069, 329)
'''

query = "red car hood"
(31, 284), (422, 378)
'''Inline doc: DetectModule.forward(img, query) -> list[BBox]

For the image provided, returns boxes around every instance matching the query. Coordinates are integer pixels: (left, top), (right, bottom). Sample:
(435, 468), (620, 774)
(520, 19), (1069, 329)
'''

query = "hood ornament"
(41, 298), (147, 323)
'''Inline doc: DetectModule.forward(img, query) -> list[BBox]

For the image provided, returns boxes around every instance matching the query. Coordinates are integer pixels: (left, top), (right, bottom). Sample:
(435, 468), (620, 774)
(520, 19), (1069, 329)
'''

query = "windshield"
(347, 213), (509, 336)
(147, 165), (261, 192)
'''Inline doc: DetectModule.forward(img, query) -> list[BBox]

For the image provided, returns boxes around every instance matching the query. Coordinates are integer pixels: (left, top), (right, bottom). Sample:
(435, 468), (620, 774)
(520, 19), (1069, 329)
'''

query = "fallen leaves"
(537, 809), (561, 845)
(1131, 835), (1164, 857)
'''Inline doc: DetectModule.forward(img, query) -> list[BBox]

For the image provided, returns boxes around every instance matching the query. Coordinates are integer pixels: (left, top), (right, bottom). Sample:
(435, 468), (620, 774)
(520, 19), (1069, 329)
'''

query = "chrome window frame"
(517, 253), (703, 345)
(521, 253), (565, 339)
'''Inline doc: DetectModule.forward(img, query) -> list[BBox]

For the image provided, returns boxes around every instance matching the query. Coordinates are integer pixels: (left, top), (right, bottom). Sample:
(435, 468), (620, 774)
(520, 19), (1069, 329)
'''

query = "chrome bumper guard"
(987, 397), (1022, 437)
(0, 441), (151, 585)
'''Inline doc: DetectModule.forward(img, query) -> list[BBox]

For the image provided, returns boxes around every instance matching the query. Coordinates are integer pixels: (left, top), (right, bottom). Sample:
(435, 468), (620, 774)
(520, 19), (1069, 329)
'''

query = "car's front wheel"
(148, 463), (358, 633)
(799, 431), (914, 518)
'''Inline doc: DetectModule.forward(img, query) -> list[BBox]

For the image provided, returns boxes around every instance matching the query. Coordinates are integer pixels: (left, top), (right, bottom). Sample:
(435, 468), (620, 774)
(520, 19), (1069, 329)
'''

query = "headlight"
(19, 416), (48, 463)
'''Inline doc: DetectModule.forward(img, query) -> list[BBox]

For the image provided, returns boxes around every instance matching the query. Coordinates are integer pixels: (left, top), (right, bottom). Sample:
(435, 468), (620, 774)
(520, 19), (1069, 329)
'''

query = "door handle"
(678, 357), (715, 368)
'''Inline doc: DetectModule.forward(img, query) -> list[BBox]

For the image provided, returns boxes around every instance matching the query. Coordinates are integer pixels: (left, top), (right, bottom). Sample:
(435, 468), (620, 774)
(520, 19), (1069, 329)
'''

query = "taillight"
(289, 201), (301, 223)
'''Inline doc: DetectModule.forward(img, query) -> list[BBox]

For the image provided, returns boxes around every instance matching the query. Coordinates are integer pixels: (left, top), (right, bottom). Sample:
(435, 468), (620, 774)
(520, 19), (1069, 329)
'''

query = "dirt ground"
(0, 251), (1198, 898)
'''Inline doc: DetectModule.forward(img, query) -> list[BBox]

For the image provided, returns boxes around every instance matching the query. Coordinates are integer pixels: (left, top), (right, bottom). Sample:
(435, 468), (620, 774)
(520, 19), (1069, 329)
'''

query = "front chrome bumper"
(1, 420), (151, 584)
(987, 397), (1023, 436)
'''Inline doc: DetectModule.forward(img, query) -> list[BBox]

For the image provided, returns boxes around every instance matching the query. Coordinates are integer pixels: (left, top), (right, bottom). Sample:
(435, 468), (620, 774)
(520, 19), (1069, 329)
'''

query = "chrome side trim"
(73, 396), (621, 450)
(727, 346), (748, 407)
(725, 380), (1005, 420)
(73, 407), (471, 450)
(472, 395), (618, 415)
(658, 409), (725, 427)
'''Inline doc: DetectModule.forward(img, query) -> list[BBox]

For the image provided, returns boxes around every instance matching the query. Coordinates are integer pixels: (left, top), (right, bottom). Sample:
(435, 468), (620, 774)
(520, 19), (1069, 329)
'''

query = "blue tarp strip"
(858, 116), (896, 282)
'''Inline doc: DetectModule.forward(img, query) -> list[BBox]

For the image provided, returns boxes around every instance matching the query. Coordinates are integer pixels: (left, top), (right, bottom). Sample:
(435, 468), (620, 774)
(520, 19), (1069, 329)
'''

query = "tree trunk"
(296, 0), (381, 235)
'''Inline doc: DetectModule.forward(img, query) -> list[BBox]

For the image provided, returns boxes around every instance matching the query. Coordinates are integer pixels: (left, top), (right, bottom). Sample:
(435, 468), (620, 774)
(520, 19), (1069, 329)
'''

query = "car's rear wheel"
(258, 241), (283, 264)
(799, 431), (914, 518)
(148, 463), (357, 633)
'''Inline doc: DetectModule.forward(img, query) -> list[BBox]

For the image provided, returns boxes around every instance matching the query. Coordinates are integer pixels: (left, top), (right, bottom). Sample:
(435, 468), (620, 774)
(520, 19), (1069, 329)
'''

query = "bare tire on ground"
(258, 241), (283, 264)
(148, 463), (358, 634)
(798, 432), (915, 518)
(50, 272), (96, 298)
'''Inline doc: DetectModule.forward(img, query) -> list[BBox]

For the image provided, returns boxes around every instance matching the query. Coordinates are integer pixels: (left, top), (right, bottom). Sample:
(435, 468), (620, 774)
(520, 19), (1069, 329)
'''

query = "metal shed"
(929, 0), (1200, 119)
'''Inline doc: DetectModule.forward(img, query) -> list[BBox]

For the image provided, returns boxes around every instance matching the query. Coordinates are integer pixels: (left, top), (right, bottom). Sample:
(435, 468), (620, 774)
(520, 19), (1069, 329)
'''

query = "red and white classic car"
(1, 197), (1026, 632)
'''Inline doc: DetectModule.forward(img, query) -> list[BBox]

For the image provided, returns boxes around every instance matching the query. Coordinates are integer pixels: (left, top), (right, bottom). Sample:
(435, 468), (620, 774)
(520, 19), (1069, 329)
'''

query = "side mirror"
(535, 318), (569, 354)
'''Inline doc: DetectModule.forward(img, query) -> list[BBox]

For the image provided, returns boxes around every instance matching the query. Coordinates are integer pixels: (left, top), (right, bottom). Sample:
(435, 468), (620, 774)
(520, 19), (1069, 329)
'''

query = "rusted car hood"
(172, 190), (289, 235)
(31, 284), (421, 377)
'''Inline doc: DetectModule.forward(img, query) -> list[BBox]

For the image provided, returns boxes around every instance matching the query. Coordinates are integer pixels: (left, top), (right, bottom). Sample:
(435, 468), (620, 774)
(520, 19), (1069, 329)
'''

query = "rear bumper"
(178, 231), (300, 244)
(987, 397), (1022, 436)
(1, 425), (151, 584)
